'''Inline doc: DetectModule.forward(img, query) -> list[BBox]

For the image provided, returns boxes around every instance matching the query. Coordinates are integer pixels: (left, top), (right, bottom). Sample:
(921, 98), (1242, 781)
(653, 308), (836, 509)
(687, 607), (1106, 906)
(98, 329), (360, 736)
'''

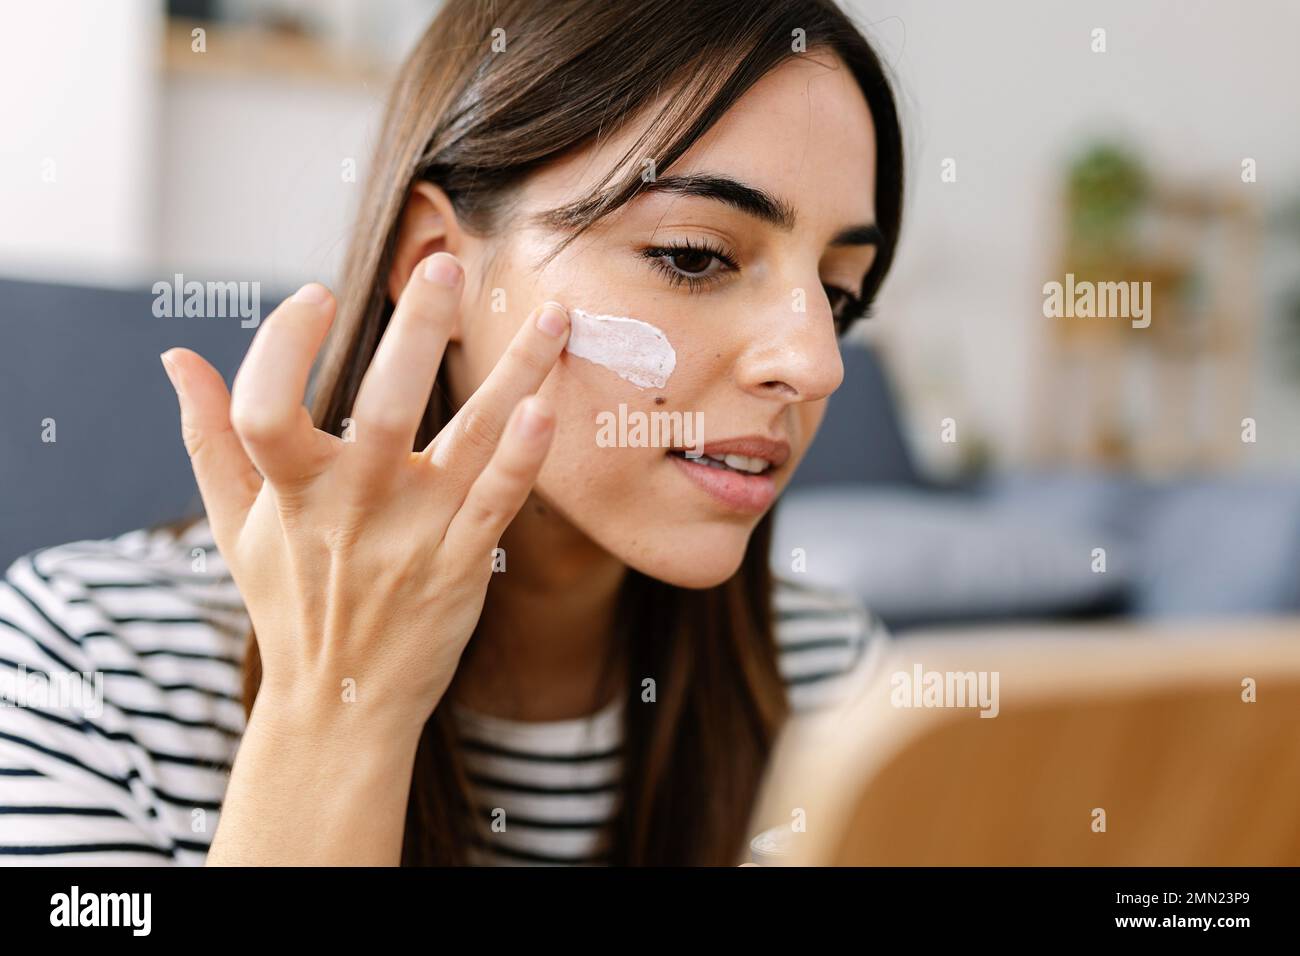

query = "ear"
(387, 181), (465, 333)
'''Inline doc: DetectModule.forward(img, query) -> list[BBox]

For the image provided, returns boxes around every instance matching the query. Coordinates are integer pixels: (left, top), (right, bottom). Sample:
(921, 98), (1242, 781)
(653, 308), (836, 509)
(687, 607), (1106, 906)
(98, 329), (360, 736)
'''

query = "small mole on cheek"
(654, 396), (666, 406)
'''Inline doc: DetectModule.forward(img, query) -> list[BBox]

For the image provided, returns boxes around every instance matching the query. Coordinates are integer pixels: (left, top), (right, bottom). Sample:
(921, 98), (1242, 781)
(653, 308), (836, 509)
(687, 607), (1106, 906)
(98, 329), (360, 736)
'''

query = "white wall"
(852, 0), (1300, 470)
(0, 0), (162, 286)
(157, 0), (436, 290)
(0, 0), (426, 292)
(158, 73), (379, 292)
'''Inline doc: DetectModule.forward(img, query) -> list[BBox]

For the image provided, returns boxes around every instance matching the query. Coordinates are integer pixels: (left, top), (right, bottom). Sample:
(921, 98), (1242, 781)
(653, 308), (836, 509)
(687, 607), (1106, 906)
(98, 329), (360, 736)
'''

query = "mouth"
(666, 436), (790, 515)
(667, 450), (775, 475)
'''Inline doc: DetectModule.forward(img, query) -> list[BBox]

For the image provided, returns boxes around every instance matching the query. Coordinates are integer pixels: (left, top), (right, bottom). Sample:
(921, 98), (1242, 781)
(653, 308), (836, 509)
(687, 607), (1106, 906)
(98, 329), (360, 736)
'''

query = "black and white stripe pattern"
(0, 522), (888, 866)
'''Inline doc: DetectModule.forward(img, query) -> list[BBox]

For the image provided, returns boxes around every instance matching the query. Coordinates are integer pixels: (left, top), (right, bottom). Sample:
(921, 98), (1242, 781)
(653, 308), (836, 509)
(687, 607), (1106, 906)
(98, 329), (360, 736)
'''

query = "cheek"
(528, 307), (733, 514)
(801, 399), (827, 437)
(785, 400), (828, 475)
(532, 357), (665, 499)
(532, 301), (701, 493)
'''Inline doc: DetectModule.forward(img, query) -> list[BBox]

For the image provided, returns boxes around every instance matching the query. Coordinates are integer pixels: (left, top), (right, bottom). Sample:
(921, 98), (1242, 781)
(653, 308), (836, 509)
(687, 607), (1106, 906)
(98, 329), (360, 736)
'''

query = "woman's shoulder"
(771, 576), (890, 713)
(1, 519), (248, 673)
(0, 520), (245, 864)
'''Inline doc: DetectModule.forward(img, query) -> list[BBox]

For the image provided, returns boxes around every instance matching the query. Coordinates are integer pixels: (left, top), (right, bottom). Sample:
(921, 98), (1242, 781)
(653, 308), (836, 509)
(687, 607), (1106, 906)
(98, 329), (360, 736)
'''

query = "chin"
(620, 522), (756, 589)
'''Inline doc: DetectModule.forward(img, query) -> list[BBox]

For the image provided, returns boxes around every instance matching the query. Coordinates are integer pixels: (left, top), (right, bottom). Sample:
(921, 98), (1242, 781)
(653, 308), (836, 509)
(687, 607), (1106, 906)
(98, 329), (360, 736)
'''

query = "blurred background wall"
(0, 1), (160, 284)
(864, 0), (1300, 475)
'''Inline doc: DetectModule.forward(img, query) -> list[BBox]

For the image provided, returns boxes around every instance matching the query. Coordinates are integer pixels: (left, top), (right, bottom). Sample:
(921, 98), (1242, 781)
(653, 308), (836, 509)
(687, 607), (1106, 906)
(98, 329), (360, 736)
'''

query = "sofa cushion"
(771, 485), (1130, 630)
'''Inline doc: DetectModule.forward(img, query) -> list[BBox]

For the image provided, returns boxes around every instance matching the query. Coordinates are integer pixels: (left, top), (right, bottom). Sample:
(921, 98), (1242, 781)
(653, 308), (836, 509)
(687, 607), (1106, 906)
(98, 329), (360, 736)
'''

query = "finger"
(348, 252), (462, 465)
(161, 347), (260, 546)
(426, 300), (568, 480)
(228, 282), (341, 488)
(443, 396), (556, 560)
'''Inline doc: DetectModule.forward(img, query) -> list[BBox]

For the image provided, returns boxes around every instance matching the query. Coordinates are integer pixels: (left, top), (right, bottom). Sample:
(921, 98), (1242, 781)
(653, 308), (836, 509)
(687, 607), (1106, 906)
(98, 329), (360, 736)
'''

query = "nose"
(734, 287), (846, 403)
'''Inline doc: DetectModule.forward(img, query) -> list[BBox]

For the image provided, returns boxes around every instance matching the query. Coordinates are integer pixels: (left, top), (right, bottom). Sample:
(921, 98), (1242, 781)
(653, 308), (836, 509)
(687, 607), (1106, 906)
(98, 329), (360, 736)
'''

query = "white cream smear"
(565, 307), (676, 390)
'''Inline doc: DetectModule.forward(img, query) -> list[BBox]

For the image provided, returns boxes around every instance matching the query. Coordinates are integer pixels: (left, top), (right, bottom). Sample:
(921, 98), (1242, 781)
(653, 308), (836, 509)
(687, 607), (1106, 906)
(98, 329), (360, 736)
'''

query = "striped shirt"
(0, 520), (888, 866)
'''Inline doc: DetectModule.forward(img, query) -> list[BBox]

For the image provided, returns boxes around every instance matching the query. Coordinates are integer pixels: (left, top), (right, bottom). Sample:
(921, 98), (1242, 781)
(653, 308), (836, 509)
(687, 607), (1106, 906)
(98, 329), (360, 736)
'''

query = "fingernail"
(160, 351), (182, 396)
(292, 282), (330, 304)
(536, 302), (568, 337)
(424, 253), (462, 287)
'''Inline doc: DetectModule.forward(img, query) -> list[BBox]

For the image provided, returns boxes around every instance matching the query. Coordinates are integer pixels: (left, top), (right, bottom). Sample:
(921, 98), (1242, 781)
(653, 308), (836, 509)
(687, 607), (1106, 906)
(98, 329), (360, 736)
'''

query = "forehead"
(525, 51), (879, 233)
(682, 52), (878, 222)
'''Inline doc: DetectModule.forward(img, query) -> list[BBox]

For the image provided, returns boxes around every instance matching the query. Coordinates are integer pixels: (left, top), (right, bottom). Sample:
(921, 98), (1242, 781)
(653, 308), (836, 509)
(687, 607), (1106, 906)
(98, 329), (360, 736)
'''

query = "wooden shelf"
(162, 18), (391, 89)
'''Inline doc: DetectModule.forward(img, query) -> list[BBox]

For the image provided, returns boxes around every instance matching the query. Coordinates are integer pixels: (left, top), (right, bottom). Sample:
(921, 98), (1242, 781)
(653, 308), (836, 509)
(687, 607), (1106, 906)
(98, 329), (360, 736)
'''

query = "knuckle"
(491, 451), (536, 490)
(504, 341), (547, 378)
(356, 411), (409, 447)
(229, 400), (283, 445)
(462, 497), (508, 536)
(456, 406), (501, 453)
(179, 421), (208, 459)
(274, 488), (314, 525)
(318, 512), (365, 552)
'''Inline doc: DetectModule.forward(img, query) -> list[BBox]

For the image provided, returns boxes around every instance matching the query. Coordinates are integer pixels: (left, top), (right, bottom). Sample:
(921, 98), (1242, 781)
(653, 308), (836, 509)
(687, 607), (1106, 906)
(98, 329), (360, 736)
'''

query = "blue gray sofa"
(0, 276), (261, 565)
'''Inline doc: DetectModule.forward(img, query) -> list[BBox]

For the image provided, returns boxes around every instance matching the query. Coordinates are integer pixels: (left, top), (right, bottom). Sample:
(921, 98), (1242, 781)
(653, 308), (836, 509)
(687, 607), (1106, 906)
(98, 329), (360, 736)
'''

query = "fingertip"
(516, 395), (555, 439)
(291, 282), (333, 306)
(536, 301), (569, 339)
(421, 252), (463, 288)
(161, 346), (205, 371)
(163, 349), (233, 421)
(523, 394), (553, 419)
(163, 347), (221, 383)
(160, 349), (182, 394)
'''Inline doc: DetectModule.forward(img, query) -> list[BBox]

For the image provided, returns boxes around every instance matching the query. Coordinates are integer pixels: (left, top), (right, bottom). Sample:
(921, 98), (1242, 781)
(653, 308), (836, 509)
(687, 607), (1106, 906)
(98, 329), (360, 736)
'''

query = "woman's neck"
(446, 494), (628, 722)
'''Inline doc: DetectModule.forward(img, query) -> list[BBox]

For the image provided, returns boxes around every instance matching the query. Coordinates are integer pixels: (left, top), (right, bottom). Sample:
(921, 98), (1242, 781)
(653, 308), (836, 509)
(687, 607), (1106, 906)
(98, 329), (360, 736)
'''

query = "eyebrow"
(638, 172), (882, 247)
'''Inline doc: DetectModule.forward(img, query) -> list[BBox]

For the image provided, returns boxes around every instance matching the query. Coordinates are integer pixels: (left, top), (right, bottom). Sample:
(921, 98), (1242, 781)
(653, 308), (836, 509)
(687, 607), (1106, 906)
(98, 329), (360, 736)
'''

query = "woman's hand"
(159, 252), (570, 864)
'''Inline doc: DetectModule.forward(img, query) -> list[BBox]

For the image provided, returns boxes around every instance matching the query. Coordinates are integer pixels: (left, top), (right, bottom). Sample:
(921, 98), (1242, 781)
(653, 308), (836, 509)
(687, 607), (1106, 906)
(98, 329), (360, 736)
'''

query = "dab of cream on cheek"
(564, 307), (676, 390)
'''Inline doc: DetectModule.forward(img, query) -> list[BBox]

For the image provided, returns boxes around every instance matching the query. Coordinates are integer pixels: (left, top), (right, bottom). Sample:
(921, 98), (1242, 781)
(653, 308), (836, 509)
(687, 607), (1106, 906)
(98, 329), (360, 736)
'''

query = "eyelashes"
(824, 285), (874, 330)
(639, 237), (874, 334)
(640, 236), (738, 291)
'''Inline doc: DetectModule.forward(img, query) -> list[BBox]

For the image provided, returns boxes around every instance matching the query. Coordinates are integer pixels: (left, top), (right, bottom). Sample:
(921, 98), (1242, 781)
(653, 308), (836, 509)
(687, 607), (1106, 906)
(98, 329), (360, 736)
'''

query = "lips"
(695, 436), (792, 468)
(666, 435), (790, 514)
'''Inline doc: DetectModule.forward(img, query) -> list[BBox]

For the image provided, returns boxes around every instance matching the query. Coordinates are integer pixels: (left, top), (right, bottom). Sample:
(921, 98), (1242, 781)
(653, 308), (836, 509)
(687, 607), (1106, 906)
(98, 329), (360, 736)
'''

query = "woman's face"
(443, 51), (880, 588)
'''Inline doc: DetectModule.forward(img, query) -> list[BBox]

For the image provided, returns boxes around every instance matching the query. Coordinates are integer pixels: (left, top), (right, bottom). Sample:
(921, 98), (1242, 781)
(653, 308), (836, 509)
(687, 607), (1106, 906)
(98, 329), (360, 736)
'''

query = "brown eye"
(641, 238), (739, 290)
(668, 249), (715, 276)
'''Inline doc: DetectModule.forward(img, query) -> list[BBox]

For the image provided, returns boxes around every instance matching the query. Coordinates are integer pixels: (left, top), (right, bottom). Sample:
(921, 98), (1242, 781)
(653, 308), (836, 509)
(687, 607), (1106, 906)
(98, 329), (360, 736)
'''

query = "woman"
(0, 0), (902, 866)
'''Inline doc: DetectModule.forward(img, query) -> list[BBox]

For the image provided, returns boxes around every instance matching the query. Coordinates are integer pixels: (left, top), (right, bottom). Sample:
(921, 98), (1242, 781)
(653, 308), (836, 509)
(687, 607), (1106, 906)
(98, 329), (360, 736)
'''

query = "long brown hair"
(240, 0), (904, 865)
